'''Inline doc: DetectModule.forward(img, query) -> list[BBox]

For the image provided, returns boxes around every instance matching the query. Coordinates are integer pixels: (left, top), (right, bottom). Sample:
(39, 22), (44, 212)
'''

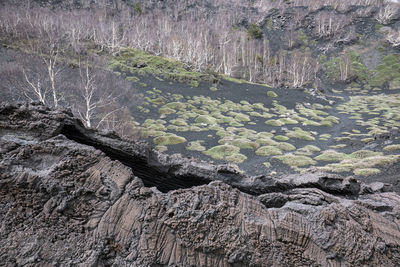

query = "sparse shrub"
(248, 24), (263, 39)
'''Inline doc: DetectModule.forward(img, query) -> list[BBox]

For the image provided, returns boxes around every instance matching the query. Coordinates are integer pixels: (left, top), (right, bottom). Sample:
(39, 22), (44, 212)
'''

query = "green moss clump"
(256, 146), (283, 156)
(225, 153), (247, 163)
(203, 145), (240, 160)
(296, 145), (321, 156)
(351, 155), (399, 168)
(274, 154), (316, 167)
(318, 163), (354, 173)
(361, 137), (374, 143)
(314, 150), (347, 162)
(383, 144), (400, 151)
(195, 115), (217, 124)
(170, 118), (187, 126)
(302, 120), (321, 126)
(231, 139), (259, 149)
(267, 91), (278, 98)
(319, 134), (332, 140)
(256, 137), (278, 146)
(265, 119), (285, 126)
(279, 118), (298, 125)
(186, 141), (206, 151)
(159, 107), (175, 115)
(276, 142), (296, 151)
(353, 168), (381, 176)
(256, 132), (274, 139)
(234, 113), (251, 122)
(163, 102), (186, 110)
(274, 135), (290, 141)
(286, 128), (315, 141)
(109, 48), (216, 85)
(153, 133), (187, 146)
(210, 86), (218, 91)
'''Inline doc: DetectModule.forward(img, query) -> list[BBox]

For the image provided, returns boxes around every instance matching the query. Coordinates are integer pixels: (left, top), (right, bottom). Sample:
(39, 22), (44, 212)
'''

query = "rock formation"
(1, 102), (400, 266)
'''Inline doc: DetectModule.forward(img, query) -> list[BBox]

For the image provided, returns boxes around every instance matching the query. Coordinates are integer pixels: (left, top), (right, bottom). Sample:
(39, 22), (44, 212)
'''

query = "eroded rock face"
(1, 102), (400, 266)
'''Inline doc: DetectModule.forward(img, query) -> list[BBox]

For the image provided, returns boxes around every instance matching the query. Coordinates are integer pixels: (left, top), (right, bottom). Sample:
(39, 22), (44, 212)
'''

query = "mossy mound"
(296, 145), (321, 156)
(186, 141), (206, 151)
(203, 145), (240, 160)
(230, 138), (259, 149)
(353, 168), (381, 176)
(255, 138), (278, 146)
(159, 107), (175, 115)
(276, 142), (296, 151)
(110, 48), (216, 84)
(226, 153), (247, 163)
(265, 119), (285, 126)
(256, 146), (283, 156)
(153, 133), (187, 146)
(195, 115), (217, 124)
(170, 118), (188, 126)
(286, 128), (315, 141)
(274, 135), (290, 141)
(383, 144), (400, 151)
(278, 118), (298, 125)
(314, 150), (347, 162)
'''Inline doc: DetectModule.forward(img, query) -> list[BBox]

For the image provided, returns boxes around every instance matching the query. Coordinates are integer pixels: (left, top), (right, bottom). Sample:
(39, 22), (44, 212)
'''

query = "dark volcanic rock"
(1, 102), (400, 266)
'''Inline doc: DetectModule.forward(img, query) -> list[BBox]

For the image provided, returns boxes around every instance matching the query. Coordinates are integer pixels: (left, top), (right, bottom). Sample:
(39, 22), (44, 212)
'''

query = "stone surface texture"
(1, 102), (400, 266)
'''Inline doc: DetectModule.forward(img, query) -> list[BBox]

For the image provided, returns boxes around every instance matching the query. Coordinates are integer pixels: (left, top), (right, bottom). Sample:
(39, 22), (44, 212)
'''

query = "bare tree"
(386, 28), (400, 47)
(76, 60), (119, 128)
(377, 3), (399, 24)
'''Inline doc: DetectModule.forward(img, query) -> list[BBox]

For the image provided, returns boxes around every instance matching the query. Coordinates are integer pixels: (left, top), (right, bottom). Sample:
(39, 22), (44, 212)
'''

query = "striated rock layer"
(1, 102), (400, 266)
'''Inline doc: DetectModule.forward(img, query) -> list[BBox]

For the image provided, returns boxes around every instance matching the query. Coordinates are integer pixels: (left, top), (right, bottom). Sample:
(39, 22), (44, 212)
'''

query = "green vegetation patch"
(170, 118), (187, 126)
(370, 54), (400, 87)
(195, 115), (217, 124)
(383, 144), (400, 151)
(110, 48), (218, 84)
(230, 138), (259, 149)
(319, 134), (332, 141)
(256, 146), (283, 156)
(286, 128), (315, 141)
(278, 118), (298, 125)
(274, 135), (290, 141)
(314, 150), (347, 162)
(265, 119), (285, 126)
(186, 141), (206, 151)
(277, 142), (296, 151)
(353, 168), (381, 176)
(248, 24), (263, 39)
(296, 145), (321, 156)
(203, 145), (240, 160)
(226, 153), (247, 163)
(153, 133), (187, 146)
(256, 137), (278, 146)
(267, 91), (278, 98)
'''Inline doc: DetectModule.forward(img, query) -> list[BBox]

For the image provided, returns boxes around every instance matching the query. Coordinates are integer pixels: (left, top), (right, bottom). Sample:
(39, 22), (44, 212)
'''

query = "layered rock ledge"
(1, 102), (400, 266)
